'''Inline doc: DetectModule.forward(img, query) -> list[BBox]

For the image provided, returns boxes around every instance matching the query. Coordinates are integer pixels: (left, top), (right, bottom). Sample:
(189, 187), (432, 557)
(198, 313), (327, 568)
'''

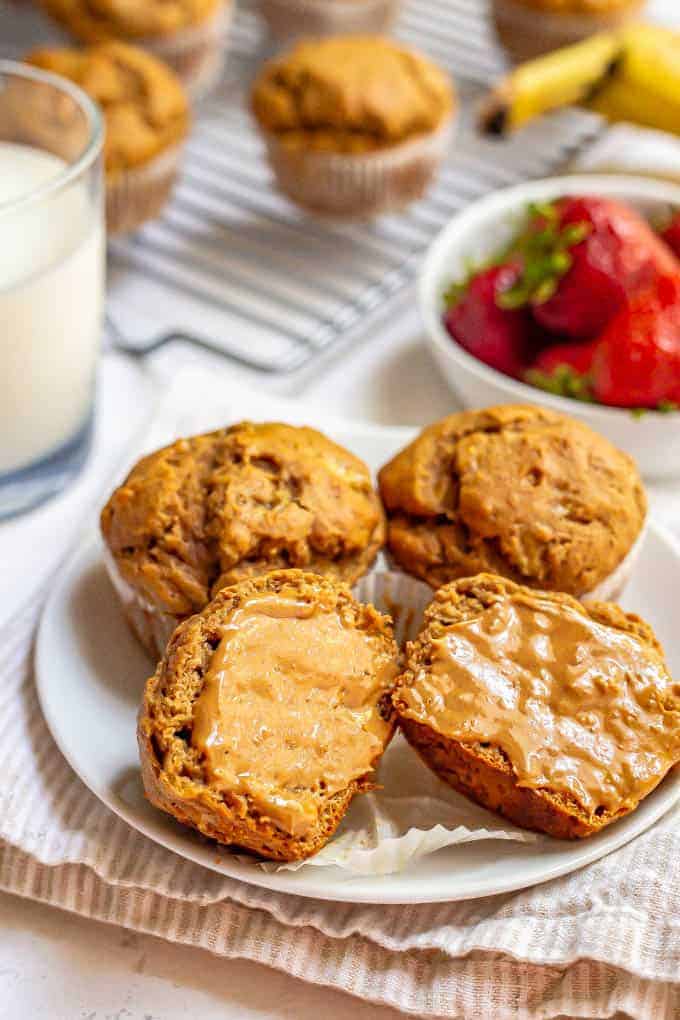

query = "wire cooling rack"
(3, 0), (604, 374)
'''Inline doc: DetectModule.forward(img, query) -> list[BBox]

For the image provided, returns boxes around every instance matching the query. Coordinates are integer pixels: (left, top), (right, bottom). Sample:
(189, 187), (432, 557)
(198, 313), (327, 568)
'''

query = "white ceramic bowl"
(419, 174), (680, 479)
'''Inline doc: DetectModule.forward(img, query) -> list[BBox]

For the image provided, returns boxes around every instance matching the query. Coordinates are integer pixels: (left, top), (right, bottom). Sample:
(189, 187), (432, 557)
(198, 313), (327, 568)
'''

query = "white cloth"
(1, 369), (680, 1020)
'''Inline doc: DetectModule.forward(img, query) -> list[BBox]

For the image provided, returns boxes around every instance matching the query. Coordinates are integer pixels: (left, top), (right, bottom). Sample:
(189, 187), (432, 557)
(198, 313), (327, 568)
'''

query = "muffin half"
(378, 405), (646, 600)
(27, 42), (190, 234)
(101, 422), (385, 657)
(138, 569), (399, 860)
(394, 573), (680, 839)
(251, 35), (455, 218)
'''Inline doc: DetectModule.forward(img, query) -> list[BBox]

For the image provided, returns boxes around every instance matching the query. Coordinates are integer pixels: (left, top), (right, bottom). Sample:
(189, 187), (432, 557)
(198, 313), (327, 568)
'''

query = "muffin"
(39, 0), (230, 100)
(378, 405), (646, 600)
(27, 42), (190, 235)
(101, 422), (386, 657)
(250, 35), (455, 218)
(138, 569), (399, 861)
(394, 574), (680, 839)
(491, 0), (646, 64)
(255, 0), (400, 45)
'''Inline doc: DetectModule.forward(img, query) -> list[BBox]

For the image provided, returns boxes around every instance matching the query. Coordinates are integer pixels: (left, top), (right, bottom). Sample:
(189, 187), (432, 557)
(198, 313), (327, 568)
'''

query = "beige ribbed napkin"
(2, 370), (680, 1020)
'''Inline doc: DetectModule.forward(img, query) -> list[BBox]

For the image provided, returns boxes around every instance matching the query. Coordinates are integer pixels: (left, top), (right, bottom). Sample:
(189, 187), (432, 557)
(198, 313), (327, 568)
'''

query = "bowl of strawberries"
(419, 175), (680, 478)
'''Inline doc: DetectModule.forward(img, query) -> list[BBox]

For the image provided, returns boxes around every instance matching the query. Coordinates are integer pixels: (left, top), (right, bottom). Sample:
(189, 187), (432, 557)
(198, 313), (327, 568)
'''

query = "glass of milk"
(0, 60), (104, 518)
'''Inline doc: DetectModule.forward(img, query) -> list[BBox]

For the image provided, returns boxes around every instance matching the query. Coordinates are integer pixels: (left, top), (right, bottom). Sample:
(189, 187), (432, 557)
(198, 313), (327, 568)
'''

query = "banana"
(480, 24), (680, 137)
(587, 26), (680, 135)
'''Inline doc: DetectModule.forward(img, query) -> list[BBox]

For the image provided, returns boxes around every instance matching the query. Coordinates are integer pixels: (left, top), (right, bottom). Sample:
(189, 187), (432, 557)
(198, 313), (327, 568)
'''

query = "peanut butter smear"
(191, 594), (396, 836)
(400, 593), (680, 814)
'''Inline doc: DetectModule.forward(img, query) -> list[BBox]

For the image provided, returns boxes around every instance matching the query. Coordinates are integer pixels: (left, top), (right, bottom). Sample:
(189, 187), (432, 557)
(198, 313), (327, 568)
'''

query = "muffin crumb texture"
(27, 41), (189, 174)
(138, 569), (398, 860)
(101, 422), (385, 619)
(394, 573), (680, 838)
(252, 35), (454, 153)
(378, 405), (646, 595)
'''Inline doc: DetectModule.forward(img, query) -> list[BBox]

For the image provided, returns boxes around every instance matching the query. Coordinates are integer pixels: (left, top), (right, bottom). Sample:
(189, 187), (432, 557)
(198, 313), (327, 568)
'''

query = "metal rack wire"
(3, 0), (605, 374)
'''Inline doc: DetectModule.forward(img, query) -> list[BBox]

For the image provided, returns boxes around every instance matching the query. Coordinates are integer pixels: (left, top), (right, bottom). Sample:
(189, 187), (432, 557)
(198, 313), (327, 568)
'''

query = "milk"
(0, 142), (104, 474)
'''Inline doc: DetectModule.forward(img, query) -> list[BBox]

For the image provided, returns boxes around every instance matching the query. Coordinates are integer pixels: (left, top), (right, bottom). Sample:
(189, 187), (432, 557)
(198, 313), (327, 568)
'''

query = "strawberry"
(591, 275), (680, 409)
(537, 197), (679, 339)
(503, 197), (679, 340)
(443, 262), (533, 378)
(525, 340), (597, 401)
(661, 211), (680, 259)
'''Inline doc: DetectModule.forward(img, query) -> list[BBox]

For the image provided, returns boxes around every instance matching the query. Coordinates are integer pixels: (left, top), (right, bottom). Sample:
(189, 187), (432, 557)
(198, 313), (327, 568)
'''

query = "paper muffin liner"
(261, 115), (455, 220)
(102, 545), (183, 658)
(581, 518), (646, 604)
(255, 0), (399, 43)
(254, 570), (537, 876)
(106, 143), (184, 236)
(491, 0), (645, 62)
(140, 1), (231, 102)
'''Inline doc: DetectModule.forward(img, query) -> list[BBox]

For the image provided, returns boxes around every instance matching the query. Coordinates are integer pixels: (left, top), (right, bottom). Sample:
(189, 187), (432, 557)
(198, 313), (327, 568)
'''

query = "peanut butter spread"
(28, 43), (189, 174)
(251, 36), (454, 154)
(191, 590), (396, 835)
(102, 423), (384, 619)
(40, 0), (222, 41)
(398, 588), (680, 814)
(379, 405), (646, 595)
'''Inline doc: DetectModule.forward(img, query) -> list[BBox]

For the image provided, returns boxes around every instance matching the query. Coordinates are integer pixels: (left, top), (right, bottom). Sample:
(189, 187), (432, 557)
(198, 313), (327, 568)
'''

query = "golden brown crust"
(40, 0), (223, 40)
(251, 35), (454, 154)
(138, 569), (398, 861)
(378, 405), (646, 596)
(394, 573), (678, 839)
(101, 422), (385, 619)
(27, 42), (190, 174)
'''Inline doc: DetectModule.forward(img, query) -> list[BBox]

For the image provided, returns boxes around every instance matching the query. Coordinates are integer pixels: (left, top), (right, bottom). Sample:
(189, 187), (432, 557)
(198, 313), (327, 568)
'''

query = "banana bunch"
(481, 25), (680, 136)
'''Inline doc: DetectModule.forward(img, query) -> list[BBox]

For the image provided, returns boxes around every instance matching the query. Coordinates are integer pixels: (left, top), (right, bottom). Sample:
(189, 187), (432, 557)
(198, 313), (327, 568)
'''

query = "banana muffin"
(138, 569), (399, 861)
(378, 405), (646, 599)
(251, 35), (455, 218)
(492, 0), (646, 64)
(255, 0), (400, 44)
(39, 0), (231, 99)
(101, 422), (386, 657)
(27, 42), (190, 234)
(394, 573), (680, 839)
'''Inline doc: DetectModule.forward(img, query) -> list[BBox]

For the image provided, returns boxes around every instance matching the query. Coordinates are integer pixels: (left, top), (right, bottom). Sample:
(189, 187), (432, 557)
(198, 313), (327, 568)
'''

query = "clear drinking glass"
(0, 59), (105, 519)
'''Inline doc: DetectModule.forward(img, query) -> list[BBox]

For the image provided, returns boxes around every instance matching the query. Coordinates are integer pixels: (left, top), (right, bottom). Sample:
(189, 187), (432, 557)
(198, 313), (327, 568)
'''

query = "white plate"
(36, 420), (680, 904)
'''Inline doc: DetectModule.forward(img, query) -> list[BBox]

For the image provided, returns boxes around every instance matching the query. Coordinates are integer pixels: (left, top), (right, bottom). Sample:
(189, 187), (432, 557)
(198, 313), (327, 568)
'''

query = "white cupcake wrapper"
(492, 0), (645, 62)
(255, 0), (399, 42)
(581, 518), (646, 604)
(106, 143), (184, 236)
(132, 2), (231, 102)
(263, 115), (455, 219)
(101, 545), (183, 658)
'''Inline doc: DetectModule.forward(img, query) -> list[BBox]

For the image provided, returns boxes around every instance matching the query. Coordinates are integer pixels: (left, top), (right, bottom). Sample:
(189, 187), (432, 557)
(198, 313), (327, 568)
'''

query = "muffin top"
(139, 569), (397, 847)
(27, 42), (189, 174)
(394, 573), (680, 819)
(503, 0), (642, 12)
(39, 0), (222, 41)
(101, 422), (385, 617)
(251, 35), (455, 154)
(378, 405), (646, 595)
